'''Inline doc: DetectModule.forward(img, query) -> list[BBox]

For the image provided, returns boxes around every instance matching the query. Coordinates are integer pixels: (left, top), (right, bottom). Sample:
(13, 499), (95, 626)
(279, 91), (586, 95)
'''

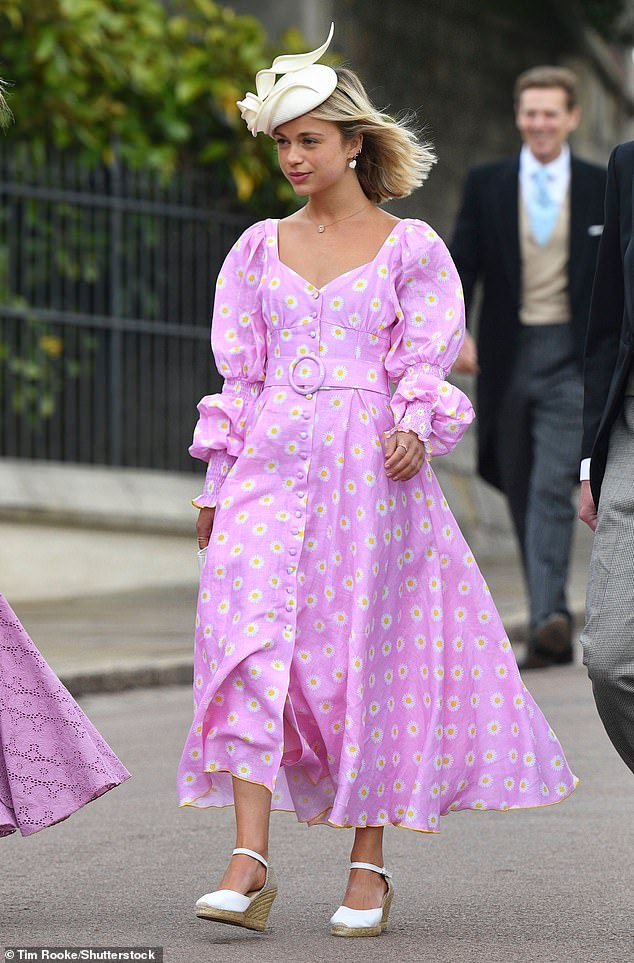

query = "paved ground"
(1, 520), (198, 604)
(2, 516), (626, 963)
(2, 672), (632, 963)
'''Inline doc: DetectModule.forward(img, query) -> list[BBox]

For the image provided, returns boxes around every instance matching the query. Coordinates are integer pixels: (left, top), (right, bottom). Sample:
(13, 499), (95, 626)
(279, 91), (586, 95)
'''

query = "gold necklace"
(306, 204), (370, 234)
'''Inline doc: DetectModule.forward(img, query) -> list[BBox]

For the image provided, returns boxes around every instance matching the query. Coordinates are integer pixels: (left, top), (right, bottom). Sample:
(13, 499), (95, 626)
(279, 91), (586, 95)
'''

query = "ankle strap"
(232, 847), (268, 869)
(350, 861), (392, 879)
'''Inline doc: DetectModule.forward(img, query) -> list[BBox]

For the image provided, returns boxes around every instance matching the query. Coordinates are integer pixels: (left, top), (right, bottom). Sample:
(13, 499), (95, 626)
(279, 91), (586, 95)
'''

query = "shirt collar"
(520, 143), (571, 180)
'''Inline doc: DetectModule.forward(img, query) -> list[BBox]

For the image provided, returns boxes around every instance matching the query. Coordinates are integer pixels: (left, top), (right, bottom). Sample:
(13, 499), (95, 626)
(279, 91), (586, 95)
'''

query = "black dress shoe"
(520, 646), (574, 670)
(519, 613), (574, 671)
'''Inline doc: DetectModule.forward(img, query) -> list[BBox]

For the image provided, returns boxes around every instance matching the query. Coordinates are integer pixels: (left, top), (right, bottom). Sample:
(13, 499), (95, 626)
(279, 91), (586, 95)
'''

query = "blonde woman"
(178, 24), (576, 937)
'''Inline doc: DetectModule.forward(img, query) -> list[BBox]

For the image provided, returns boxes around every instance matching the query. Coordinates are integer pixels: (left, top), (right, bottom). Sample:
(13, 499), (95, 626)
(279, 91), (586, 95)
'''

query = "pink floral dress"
(177, 217), (577, 832)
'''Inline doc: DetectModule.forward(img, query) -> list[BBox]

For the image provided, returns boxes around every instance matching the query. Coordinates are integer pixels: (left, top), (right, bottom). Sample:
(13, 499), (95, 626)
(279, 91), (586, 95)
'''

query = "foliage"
(0, 309), (96, 422)
(0, 1), (305, 424)
(0, 0), (307, 214)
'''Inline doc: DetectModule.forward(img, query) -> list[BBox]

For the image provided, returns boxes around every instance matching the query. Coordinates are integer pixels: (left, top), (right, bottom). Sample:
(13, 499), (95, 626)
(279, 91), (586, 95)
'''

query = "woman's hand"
(383, 429), (426, 481)
(196, 507), (216, 549)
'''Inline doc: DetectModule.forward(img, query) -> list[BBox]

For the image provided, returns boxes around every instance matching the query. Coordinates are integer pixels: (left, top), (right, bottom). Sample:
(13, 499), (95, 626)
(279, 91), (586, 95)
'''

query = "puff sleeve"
(191, 222), (267, 508)
(385, 221), (475, 457)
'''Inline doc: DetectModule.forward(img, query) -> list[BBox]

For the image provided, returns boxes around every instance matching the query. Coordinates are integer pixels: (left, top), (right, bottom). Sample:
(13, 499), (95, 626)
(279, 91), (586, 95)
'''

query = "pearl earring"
(348, 150), (361, 169)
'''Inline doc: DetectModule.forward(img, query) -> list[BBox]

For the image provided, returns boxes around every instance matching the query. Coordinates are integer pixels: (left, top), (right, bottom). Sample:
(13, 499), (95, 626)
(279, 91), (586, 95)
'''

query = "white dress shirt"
(519, 143), (571, 209)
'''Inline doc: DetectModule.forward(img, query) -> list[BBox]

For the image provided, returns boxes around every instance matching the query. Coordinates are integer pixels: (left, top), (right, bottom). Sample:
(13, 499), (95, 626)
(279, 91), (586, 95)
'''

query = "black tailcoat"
(451, 154), (606, 491)
(583, 141), (634, 504)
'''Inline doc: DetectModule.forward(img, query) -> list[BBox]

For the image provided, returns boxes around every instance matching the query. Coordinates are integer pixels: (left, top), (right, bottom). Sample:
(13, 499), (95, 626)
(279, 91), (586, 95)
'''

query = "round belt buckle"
(288, 354), (325, 395)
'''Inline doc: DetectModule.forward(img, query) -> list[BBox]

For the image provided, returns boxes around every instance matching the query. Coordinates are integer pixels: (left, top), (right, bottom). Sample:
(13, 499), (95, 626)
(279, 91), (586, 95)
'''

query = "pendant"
(317, 224), (325, 233)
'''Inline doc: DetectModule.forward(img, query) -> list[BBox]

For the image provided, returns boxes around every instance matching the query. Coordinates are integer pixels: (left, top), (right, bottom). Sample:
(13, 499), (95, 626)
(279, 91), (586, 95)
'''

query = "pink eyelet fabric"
(0, 594), (130, 837)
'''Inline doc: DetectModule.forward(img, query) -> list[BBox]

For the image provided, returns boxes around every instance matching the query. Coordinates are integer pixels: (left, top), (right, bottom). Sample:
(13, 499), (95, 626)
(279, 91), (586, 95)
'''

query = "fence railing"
(0, 144), (251, 471)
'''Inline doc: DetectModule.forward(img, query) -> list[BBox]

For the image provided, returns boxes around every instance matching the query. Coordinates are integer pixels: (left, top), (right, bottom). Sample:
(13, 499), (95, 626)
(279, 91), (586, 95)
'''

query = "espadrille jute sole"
(196, 886), (277, 932)
(330, 888), (393, 938)
(330, 922), (383, 937)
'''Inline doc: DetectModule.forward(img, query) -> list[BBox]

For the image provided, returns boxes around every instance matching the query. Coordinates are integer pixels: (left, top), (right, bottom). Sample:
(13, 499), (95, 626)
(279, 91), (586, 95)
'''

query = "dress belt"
(264, 353), (390, 396)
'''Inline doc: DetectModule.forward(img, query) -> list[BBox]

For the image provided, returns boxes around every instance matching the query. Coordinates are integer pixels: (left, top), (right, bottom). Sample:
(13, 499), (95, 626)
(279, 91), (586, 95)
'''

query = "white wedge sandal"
(195, 848), (277, 932)
(329, 861), (394, 937)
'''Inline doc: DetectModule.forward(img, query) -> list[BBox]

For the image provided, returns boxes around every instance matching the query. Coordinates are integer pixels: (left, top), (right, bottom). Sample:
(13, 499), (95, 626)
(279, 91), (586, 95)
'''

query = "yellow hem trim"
(180, 766), (274, 806)
(179, 772), (579, 829)
(192, 498), (217, 510)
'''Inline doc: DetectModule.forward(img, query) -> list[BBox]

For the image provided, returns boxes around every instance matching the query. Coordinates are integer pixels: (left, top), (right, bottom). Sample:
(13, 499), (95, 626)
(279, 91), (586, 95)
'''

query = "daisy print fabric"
(177, 217), (577, 832)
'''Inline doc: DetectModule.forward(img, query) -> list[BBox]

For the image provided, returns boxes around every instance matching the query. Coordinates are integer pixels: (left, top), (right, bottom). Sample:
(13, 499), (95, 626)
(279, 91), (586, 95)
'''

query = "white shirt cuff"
(580, 458), (591, 481)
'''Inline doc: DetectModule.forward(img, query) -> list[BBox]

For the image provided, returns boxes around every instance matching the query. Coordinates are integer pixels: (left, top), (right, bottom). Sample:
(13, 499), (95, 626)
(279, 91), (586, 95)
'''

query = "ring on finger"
(396, 442), (409, 452)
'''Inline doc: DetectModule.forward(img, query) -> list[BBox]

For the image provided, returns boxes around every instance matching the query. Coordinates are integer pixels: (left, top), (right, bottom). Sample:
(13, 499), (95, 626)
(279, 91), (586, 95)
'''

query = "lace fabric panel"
(0, 595), (130, 837)
(384, 400), (434, 445)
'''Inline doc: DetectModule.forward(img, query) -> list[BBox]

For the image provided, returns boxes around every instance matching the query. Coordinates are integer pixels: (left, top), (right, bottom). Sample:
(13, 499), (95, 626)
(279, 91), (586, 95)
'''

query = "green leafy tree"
(0, 0), (306, 211)
(0, 1), (308, 425)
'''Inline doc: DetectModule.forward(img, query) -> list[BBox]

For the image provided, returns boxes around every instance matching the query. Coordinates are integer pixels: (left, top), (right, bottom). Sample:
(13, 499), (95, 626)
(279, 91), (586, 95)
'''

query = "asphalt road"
(2, 668), (633, 963)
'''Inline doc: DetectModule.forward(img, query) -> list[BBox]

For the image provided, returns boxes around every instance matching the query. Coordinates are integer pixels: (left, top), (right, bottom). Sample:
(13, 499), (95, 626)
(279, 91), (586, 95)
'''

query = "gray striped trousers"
(581, 397), (634, 772)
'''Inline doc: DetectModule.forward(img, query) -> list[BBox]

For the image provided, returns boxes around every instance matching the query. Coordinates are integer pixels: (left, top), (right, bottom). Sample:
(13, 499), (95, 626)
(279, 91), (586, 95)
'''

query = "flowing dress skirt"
(0, 594), (130, 837)
(178, 385), (578, 832)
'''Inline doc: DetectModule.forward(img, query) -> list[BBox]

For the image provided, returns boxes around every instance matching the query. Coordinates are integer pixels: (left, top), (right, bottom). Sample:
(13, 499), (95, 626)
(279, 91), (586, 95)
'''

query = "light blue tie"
(529, 166), (558, 246)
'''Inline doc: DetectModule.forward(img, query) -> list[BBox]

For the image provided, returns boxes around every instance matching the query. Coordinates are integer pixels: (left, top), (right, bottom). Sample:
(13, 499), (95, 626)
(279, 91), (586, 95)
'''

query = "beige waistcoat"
(519, 189), (571, 325)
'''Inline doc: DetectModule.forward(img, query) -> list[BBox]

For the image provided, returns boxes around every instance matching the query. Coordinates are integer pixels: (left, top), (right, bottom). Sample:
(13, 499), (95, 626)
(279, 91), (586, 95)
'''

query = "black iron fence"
(0, 144), (251, 471)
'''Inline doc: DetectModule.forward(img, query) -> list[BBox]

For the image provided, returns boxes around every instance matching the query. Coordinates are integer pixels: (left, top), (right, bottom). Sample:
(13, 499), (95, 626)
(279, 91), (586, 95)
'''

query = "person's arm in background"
(450, 167), (484, 374)
(579, 145), (625, 531)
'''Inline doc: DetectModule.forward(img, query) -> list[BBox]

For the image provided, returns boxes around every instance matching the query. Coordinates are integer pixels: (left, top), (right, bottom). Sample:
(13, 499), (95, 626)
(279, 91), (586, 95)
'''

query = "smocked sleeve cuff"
(389, 362), (475, 458)
(192, 450), (237, 509)
(384, 400), (434, 444)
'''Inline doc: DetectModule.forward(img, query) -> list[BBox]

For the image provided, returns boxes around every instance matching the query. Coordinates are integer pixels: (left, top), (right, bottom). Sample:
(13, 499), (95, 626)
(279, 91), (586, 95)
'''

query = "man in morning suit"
(450, 66), (606, 669)
(579, 141), (634, 772)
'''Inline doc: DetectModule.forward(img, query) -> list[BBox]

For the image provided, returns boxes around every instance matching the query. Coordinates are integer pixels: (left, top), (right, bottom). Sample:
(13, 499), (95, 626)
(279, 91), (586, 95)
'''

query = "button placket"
(283, 292), (320, 634)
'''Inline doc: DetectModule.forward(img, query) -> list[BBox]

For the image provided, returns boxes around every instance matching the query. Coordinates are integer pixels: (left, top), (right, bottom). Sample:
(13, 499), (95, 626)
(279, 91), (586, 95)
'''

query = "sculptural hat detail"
(0, 79), (13, 129)
(237, 22), (337, 136)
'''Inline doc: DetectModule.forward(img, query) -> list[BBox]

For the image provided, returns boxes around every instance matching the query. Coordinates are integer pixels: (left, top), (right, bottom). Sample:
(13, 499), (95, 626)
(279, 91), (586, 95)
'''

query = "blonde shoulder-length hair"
(310, 67), (435, 205)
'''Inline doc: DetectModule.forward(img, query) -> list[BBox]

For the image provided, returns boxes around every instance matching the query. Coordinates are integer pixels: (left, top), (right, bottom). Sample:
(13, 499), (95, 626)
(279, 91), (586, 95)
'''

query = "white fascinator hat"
(0, 79), (13, 129)
(237, 23), (337, 137)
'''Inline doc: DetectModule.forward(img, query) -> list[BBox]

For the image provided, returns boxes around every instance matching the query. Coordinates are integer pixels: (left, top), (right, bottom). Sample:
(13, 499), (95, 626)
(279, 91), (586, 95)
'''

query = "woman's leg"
(341, 826), (388, 909)
(215, 777), (272, 894)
